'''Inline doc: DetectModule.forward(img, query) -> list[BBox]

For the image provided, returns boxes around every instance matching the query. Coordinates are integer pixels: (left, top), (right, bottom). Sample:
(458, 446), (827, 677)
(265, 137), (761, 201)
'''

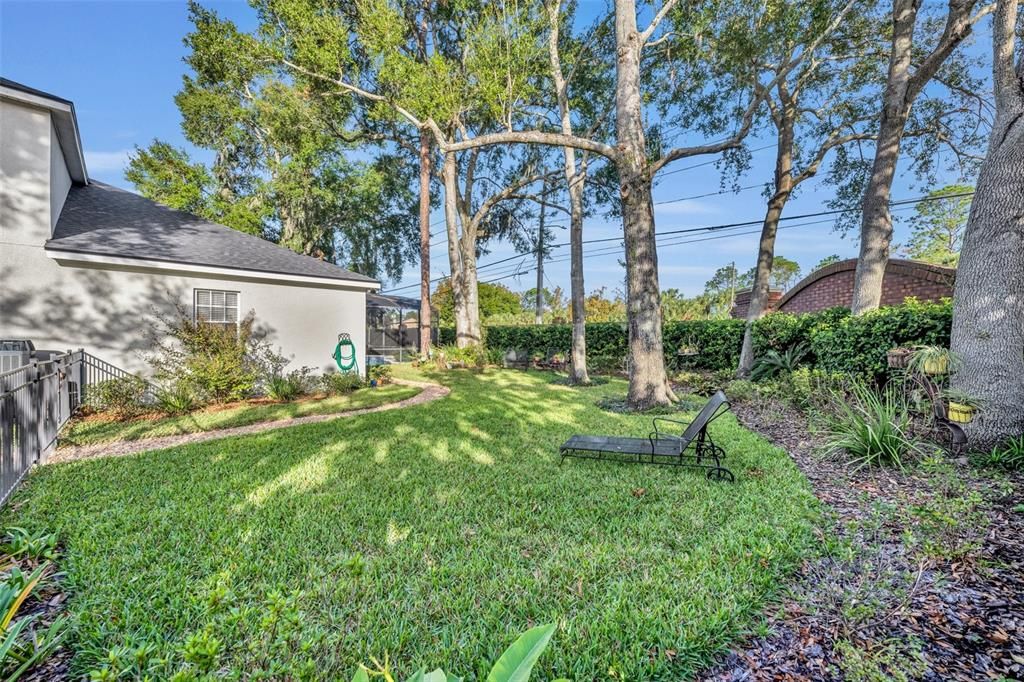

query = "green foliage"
(982, 436), (1024, 471)
(350, 624), (555, 682)
(824, 384), (923, 471)
(88, 376), (148, 419)
(440, 300), (951, 379)
(155, 383), (201, 416)
(812, 254), (842, 271)
(435, 344), (488, 369)
(723, 379), (758, 402)
(147, 307), (282, 404)
(0, 560), (68, 679)
(904, 458), (986, 560)
(266, 372), (308, 402)
(368, 365), (393, 385)
(125, 141), (214, 217)
(9, 367), (818, 679)
(903, 184), (972, 266)
(809, 299), (953, 379)
(321, 372), (366, 395)
(750, 343), (809, 381)
(1, 527), (59, 562)
(434, 280), (524, 326)
(834, 637), (926, 682)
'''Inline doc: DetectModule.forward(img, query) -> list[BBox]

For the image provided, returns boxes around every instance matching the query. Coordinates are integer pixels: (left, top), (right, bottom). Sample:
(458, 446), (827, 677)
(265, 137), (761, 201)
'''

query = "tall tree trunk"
(738, 193), (792, 376)
(852, 0), (980, 314)
(418, 130), (432, 354)
(547, 0), (589, 384)
(566, 166), (590, 384)
(441, 151), (469, 347)
(535, 179), (546, 325)
(738, 113), (795, 377)
(616, 0), (673, 408)
(949, 0), (1024, 447)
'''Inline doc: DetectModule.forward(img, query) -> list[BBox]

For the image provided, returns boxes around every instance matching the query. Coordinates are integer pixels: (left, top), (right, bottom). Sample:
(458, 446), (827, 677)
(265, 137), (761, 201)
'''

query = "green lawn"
(60, 384), (421, 446)
(8, 366), (818, 679)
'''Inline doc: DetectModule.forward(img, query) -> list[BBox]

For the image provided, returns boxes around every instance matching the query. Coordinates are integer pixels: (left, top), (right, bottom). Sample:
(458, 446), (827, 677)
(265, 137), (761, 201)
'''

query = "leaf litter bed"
(701, 397), (1024, 681)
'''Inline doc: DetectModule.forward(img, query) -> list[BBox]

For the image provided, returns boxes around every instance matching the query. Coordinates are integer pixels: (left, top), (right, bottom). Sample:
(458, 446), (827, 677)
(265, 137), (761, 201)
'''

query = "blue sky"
(1, 0), (974, 296)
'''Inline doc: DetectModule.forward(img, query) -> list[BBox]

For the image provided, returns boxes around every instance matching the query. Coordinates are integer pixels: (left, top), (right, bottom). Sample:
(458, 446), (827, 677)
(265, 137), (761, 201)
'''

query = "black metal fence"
(0, 350), (157, 507)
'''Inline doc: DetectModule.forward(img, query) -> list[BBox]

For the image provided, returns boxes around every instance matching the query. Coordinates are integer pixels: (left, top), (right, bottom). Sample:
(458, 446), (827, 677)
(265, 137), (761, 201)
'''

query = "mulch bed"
(702, 397), (1024, 681)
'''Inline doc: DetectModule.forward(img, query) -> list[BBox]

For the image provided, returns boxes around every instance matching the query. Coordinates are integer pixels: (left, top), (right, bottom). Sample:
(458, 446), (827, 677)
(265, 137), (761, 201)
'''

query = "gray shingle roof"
(47, 182), (378, 285)
(0, 77), (74, 105)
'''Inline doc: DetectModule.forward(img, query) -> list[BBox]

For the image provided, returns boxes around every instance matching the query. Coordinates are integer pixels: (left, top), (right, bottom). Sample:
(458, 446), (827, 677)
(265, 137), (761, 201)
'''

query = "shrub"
(750, 343), (809, 381)
(983, 435), (1024, 471)
(436, 344), (487, 369)
(368, 365), (393, 385)
(87, 376), (147, 419)
(321, 372), (363, 395)
(436, 299), (952, 377)
(824, 383), (923, 471)
(266, 373), (305, 402)
(724, 379), (757, 402)
(155, 382), (199, 416)
(147, 306), (285, 403)
(809, 299), (952, 380)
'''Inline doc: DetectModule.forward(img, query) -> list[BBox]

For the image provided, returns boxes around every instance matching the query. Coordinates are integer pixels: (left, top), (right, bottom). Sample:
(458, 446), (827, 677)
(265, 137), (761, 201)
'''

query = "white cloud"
(654, 199), (719, 217)
(84, 149), (132, 173)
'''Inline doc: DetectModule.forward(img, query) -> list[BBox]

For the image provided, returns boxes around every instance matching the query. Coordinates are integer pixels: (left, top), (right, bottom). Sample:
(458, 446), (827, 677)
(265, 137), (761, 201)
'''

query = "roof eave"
(0, 82), (88, 184)
(43, 247), (380, 290)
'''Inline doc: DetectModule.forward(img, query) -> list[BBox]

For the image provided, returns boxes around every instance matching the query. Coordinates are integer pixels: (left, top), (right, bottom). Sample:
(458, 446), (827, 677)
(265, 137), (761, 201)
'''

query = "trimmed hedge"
(437, 298), (953, 376)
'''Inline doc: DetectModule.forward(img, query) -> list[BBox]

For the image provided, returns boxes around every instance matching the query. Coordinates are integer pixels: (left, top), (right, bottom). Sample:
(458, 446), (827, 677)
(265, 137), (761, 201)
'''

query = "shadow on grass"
(7, 367), (819, 680)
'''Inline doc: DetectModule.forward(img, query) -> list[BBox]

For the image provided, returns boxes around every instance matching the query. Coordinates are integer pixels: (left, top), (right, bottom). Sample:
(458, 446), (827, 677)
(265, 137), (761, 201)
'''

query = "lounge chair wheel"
(706, 467), (735, 483)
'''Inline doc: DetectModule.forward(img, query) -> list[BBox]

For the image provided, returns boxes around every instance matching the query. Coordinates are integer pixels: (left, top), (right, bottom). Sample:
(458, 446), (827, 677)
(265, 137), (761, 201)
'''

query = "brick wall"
(776, 259), (955, 314)
(731, 289), (783, 319)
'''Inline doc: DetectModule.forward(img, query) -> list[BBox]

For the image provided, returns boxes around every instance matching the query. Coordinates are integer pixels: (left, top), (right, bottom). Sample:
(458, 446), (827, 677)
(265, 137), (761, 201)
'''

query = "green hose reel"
(332, 333), (359, 374)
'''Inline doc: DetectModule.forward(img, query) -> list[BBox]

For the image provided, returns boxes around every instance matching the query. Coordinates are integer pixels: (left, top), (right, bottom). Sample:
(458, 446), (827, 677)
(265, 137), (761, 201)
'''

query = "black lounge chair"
(559, 390), (735, 482)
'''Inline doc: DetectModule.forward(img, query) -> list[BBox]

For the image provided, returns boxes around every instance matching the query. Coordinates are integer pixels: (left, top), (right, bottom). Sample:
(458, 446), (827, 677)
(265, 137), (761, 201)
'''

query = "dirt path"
(48, 379), (449, 464)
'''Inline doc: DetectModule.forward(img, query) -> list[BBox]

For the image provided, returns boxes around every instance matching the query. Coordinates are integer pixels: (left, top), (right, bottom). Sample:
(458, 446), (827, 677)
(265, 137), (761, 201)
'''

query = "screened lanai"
(366, 293), (433, 364)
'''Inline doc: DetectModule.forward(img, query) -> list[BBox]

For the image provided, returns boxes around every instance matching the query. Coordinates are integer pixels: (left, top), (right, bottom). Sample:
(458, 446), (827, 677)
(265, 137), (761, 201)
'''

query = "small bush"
(88, 376), (147, 419)
(436, 344), (487, 369)
(368, 365), (393, 385)
(750, 343), (809, 381)
(724, 379), (757, 402)
(321, 372), (363, 395)
(824, 383), (923, 471)
(983, 435), (1024, 471)
(155, 383), (199, 416)
(266, 373), (305, 402)
(675, 369), (733, 396)
(147, 306), (286, 404)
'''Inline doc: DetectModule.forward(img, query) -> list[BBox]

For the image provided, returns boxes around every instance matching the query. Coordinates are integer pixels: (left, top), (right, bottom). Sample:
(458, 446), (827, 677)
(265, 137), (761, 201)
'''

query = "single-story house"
(1, 78), (378, 375)
(731, 257), (956, 318)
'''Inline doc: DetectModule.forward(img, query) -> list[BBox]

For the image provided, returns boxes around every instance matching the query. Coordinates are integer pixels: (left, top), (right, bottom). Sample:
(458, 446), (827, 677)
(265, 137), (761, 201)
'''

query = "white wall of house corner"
(3, 254), (368, 377)
(48, 119), (71, 233)
(0, 99), (52, 247)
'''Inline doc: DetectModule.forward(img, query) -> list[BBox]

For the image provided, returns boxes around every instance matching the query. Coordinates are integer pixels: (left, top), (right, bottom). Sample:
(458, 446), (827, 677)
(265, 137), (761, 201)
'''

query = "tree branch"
(442, 130), (618, 160)
(639, 0), (682, 47)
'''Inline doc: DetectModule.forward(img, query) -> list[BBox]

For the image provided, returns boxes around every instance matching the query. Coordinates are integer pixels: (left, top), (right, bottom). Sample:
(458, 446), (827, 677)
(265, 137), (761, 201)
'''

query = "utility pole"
(535, 175), (547, 325)
(729, 261), (737, 316)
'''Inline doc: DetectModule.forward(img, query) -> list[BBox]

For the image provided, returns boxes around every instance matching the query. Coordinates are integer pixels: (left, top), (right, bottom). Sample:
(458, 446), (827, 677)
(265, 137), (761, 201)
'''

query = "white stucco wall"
(0, 99), (52, 247)
(48, 120), (71, 232)
(1, 98), (371, 377)
(2, 252), (368, 375)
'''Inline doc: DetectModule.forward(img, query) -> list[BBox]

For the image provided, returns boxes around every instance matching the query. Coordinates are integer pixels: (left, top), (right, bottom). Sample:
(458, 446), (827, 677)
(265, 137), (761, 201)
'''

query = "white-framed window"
(194, 289), (240, 329)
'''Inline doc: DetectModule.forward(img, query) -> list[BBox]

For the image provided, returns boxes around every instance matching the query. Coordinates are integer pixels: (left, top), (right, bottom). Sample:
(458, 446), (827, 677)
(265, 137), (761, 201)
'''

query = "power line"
(380, 191), (974, 294)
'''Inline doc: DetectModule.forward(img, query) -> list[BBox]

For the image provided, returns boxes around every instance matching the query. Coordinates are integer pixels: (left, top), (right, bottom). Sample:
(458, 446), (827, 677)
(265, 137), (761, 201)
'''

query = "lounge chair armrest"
(651, 416), (688, 437)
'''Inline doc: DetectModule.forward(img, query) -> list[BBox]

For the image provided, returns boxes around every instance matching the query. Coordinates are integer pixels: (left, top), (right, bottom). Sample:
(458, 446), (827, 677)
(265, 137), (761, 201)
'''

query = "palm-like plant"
(751, 343), (809, 381)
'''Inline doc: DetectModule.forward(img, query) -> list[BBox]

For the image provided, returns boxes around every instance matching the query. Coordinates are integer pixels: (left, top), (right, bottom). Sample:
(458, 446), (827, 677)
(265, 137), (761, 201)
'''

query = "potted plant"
(908, 345), (958, 376)
(887, 347), (912, 369)
(942, 388), (983, 424)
